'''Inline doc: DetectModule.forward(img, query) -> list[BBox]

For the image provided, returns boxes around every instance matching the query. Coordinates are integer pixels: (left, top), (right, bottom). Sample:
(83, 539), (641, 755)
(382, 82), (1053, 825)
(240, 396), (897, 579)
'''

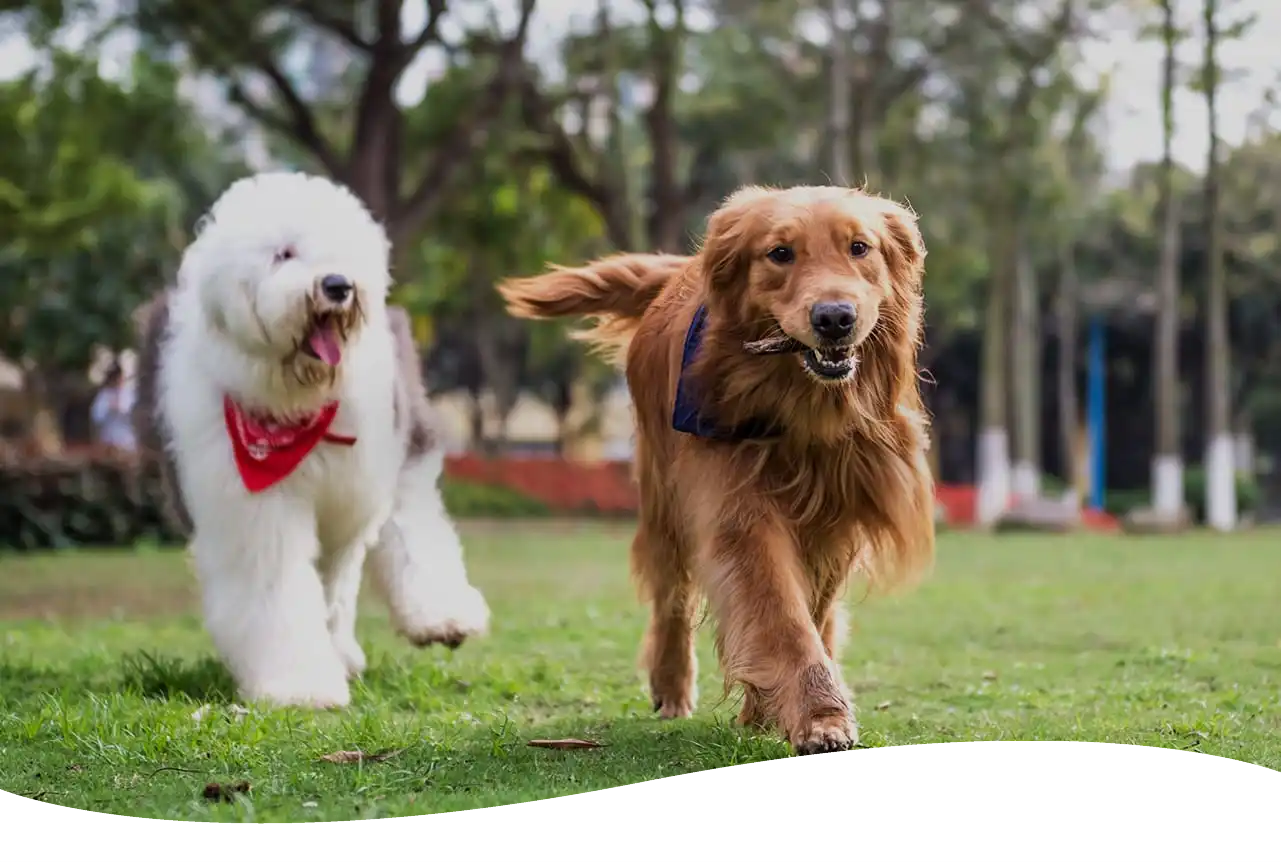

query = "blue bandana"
(671, 304), (779, 441)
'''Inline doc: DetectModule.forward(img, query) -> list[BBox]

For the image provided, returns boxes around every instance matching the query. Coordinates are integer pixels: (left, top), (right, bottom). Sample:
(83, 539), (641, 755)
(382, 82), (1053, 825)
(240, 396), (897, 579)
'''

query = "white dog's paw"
(397, 584), (491, 650)
(332, 632), (367, 679)
(238, 659), (352, 709)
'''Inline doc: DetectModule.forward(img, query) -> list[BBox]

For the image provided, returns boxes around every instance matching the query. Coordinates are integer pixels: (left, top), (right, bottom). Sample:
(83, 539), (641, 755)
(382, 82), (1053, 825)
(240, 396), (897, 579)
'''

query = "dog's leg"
(320, 544), (369, 679)
(635, 524), (699, 719)
(367, 450), (490, 648)
(696, 503), (855, 755)
(813, 579), (850, 661)
(192, 506), (350, 709)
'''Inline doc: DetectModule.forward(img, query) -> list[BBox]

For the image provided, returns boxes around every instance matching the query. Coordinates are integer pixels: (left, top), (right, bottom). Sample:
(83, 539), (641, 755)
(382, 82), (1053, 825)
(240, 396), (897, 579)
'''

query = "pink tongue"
(307, 323), (342, 366)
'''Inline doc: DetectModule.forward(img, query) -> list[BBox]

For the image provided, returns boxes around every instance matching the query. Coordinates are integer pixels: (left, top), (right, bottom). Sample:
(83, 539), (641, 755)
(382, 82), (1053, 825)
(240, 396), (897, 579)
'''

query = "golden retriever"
(499, 185), (935, 754)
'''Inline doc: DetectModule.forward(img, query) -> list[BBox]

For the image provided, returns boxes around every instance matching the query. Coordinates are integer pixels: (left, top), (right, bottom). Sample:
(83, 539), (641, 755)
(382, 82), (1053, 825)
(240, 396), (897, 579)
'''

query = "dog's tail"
(498, 253), (689, 364)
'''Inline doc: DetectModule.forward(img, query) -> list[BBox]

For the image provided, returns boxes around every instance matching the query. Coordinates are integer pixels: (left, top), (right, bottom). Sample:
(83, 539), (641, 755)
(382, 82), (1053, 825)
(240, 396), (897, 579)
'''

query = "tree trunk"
(976, 197), (1014, 525)
(1010, 228), (1041, 499)
(644, 66), (684, 252)
(468, 393), (487, 453)
(643, 4), (688, 253)
(1202, 0), (1236, 531)
(1056, 238), (1081, 505)
(827, 0), (853, 186)
(1152, 0), (1185, 519)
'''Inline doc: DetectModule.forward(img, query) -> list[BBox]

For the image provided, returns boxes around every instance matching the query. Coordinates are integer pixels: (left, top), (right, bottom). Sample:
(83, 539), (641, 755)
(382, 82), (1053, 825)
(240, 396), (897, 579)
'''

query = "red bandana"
(223, 396), (357, 493)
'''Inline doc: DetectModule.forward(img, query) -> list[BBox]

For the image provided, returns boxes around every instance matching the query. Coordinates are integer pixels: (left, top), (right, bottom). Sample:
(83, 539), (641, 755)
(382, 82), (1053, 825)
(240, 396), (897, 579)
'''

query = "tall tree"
(827, 0), (853, 185)
(127, 0), (536, 251)
(1053, 85), (1105, 507)
(0, 51), (242, 447)
(956, 0), (1078, 524)
(1151, 0), (1185, 519)
(834, 0), (968, 188)
(1199, 0), (1240, 530)
(520, 0), (711, 253)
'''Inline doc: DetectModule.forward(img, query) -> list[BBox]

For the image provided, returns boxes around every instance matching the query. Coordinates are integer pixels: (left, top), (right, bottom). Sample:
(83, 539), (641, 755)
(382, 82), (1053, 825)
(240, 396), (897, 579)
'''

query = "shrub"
(0, 453), (183, 551)
(1102, 466), (1260, 524)
(438, 476), (551, 519)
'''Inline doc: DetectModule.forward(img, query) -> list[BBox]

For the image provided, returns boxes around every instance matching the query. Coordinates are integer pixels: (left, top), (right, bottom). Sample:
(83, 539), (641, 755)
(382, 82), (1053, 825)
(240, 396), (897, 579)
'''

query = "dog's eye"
(274, 245), (297, 265)
(766, 245), (795, 265)
(850, 241), (870, 258)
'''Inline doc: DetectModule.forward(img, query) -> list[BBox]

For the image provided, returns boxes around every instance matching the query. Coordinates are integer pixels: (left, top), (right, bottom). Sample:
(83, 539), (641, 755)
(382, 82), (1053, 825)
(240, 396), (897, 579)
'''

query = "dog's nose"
(810, 302), (856, 342)
(319, 274), (353, 303)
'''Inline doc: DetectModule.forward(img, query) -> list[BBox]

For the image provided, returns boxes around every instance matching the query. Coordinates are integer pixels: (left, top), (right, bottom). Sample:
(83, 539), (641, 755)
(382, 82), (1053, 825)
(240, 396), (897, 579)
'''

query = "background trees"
(1, 0), (1277, 522)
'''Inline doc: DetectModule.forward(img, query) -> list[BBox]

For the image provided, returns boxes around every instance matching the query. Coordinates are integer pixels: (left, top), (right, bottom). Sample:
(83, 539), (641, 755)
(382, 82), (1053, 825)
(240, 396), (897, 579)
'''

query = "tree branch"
(883, 11), (970, 99)
(252, 53), (344, 175)
(969, 0), (1076, 72)
(405, 0), (448, 56)
(284, 0), (371, 51)
(174, 4), (343, 178)
(392, 0), (538, 242)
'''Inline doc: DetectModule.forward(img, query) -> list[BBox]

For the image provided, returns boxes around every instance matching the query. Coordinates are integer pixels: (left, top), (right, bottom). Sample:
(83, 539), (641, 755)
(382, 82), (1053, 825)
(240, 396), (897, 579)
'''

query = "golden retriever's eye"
(274, 245), (297, 265)
(850, 241), (870, 258)
(766, 245), (795, 265)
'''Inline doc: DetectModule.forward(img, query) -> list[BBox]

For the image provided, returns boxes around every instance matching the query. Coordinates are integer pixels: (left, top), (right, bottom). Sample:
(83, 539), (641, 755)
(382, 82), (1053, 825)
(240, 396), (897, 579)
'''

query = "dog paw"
(239, 660), (352, 710)
(790, 714), (857, 756)
(332, 633), (367, 679)
(399, 585), (490, 649)
(652, 694), (696, 719)
(242, 680), (351, 710)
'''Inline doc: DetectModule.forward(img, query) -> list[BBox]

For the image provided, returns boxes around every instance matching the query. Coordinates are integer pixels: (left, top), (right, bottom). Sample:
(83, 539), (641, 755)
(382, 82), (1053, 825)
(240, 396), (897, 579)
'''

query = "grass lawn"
(2, 524), (1280, 821)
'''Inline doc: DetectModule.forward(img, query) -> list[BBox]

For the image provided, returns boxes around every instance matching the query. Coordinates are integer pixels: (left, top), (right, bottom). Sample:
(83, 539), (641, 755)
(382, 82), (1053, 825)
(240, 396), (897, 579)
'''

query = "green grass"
(2, 524), (1280, 821)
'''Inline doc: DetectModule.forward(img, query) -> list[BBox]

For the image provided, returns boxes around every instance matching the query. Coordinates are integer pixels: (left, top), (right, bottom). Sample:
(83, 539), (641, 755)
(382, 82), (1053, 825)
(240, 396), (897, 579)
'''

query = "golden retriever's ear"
(876, 198), (927, 293)
(699, 186), (774, 293)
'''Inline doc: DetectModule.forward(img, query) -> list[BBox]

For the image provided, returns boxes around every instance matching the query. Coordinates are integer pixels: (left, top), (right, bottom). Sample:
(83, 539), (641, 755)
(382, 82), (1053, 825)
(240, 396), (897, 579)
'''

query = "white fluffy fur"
(158, 172), (488, 708)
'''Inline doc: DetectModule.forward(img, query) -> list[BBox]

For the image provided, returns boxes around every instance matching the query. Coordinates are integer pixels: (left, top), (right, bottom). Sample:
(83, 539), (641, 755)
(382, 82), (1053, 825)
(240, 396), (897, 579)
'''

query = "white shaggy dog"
(133, 172), (489, 708)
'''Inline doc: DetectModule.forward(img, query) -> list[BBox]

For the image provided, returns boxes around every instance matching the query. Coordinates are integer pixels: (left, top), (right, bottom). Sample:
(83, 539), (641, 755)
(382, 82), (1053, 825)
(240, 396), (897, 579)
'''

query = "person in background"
(91, 362), (137, 452)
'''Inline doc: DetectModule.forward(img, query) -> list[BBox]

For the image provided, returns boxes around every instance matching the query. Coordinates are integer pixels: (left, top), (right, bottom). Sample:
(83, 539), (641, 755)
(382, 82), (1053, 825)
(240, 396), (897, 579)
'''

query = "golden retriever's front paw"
(791, 714), (857, 755)
(651, 691), (696, 719)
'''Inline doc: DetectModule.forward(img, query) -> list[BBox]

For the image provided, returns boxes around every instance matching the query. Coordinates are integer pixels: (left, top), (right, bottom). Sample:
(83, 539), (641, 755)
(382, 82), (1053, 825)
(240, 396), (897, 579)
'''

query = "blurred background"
(1, 0), (1279, 548)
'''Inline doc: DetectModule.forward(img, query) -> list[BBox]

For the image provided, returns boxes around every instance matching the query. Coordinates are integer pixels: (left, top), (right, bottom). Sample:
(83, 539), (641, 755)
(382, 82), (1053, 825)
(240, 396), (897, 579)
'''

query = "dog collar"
(223, 396), (357, 493)
(672, 304), (780, 442)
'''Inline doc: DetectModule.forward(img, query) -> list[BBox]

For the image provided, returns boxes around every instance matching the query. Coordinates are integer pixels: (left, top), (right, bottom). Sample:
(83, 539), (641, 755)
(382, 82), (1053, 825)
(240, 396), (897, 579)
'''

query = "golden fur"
(499, 185), (935, 754)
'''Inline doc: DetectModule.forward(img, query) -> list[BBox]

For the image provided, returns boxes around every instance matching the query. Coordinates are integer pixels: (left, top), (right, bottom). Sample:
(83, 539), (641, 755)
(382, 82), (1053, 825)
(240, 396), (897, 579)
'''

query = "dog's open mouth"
(741, 333), (858, 382)
(299, 313), (344, 367)
(801, 346), (857, 381)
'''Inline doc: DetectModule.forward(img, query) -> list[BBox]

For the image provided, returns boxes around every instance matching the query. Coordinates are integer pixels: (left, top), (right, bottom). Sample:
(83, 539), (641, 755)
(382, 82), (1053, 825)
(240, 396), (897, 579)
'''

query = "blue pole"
(1087, 314), (1107, 511)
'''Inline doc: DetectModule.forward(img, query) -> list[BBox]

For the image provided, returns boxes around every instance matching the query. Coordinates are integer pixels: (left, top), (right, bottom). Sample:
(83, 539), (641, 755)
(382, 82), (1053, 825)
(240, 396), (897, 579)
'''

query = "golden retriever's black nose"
(810, 302), (855, 342)
(319, 274), (353, 303)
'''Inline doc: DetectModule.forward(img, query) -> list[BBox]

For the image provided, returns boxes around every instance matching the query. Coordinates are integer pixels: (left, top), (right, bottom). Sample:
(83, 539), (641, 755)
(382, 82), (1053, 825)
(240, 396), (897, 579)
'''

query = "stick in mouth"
(742, 335), (808, 355)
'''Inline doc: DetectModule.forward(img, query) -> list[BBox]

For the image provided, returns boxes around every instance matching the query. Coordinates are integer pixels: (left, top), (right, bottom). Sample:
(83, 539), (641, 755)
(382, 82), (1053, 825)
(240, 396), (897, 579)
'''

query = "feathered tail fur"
(498, 253), (688, 365)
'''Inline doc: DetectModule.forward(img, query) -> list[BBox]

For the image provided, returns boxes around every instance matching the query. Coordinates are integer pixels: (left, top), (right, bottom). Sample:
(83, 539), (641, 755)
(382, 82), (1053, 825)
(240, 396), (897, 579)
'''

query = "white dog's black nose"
(319, 274), (353, 303)
(810, 302), (856, 342)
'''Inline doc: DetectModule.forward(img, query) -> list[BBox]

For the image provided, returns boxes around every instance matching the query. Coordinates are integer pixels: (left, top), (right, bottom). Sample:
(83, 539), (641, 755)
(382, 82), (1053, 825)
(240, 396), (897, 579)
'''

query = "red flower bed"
(444, 455), (639, 515)
(443, 457), (1120, 531)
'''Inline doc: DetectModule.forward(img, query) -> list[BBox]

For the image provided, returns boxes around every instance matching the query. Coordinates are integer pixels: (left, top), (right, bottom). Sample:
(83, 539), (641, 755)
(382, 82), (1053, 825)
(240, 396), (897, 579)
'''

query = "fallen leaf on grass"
(319, 749), (404, 764)
(527, 738), (604, 750)
(202, 780), (251, 802)
(57, 824), (126, 855)
(566, 824), (635, 834)
(874, 700), (893, 711)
